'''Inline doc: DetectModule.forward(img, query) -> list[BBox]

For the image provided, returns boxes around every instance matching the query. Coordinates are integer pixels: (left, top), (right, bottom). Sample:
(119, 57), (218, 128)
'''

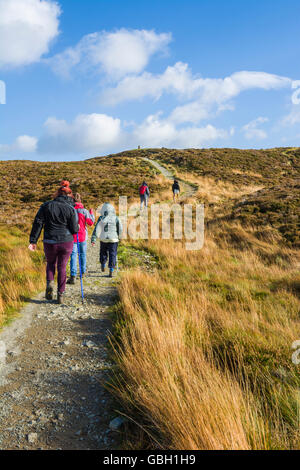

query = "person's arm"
(146, 187), (150, 196)
(85, 208), (95, 227)
(29, 205), (45, 245)
(116, 217), (123, 238)
(91, 216), (102, 244)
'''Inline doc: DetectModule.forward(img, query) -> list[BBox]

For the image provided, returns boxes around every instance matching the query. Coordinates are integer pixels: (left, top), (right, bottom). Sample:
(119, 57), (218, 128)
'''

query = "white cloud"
(169, 100), (211, 124)
(242, 117), (269, 140)
(48, 28), (172, 79)
(174, 125), (228, 148)
(15, 135), (38, 152)
(103, 66), (295, 128)
(281, 105), (300, 126)
(171, 71), (292, 125)
(103, 65), (294, 125)
(169, 101), (236, 125)
(133, 113), (176, 147)
(102, 62), (201, 105)
(0, 0), (60, 68)
(0, 135), (37, 155)
(38, 113), (122, 154)
(133, 113), (228, 148)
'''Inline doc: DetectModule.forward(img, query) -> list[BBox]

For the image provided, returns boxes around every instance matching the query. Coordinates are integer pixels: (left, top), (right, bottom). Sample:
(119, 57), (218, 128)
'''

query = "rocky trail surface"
(0, 243), (121, 450)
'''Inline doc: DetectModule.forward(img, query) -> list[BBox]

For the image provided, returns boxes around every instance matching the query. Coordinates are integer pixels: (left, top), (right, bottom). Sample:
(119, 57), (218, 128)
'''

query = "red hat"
(54, 180), (73, 197)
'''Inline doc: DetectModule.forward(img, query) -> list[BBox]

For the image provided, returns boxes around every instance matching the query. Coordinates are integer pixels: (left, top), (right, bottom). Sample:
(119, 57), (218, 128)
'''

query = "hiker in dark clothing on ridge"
(172, 179), (180, 202)
(29, 180), (78, 304)
(139, 181), (150, 210)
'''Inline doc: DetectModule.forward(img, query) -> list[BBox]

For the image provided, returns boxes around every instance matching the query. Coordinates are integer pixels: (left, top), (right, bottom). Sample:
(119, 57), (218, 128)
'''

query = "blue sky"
(0, 0), (300, 161)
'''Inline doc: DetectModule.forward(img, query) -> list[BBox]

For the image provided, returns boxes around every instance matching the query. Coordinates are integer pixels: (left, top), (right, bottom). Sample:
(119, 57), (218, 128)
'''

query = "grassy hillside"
(107, 147), (300, 186)
(108, 147), (300, 248)
(231, 182), (300, 247)
(0, 156), (165, 228)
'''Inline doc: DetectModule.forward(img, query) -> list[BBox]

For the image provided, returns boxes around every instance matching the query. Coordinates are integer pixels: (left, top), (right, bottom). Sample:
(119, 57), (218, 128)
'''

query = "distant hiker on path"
(139, 181), (150, 210)
(172, 179), (180, 202)
(91, 203), (123, 278)
(67, 193), (95, 285)
(29, 180), (78, 304)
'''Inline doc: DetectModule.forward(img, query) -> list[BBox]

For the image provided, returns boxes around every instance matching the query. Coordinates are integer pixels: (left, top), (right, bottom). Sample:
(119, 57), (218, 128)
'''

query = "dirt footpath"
(142, 157), (198, 199)
(0, 243), (121, 450)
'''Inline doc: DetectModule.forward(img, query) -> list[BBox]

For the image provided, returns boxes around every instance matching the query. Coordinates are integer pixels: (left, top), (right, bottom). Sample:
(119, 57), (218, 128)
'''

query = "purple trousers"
(44, 241), (74, 294)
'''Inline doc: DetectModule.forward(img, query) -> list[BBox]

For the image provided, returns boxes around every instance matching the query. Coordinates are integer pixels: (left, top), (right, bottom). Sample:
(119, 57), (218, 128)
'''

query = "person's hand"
(28, 244), (37, 251)
(91, 242), (95, 247)
(89, 208), (94, 214)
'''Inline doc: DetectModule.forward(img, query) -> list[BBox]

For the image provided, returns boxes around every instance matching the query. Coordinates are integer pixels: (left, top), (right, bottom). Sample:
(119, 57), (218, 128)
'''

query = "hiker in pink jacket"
(67, 193), (95, 284)
(139, 181), (150, 210)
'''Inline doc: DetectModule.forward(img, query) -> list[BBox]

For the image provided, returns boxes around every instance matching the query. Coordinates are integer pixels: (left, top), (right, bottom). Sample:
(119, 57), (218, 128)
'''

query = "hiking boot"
(109, 269), (114, 278)
(101, 265), (105, 273)
(67, 276), (76, 285)
(57, 292), (65, 304)
(45, 281), (54, 300)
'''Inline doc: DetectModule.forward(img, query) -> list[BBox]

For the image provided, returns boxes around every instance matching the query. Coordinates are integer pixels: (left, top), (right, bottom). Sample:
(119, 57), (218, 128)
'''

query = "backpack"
(139, 185), (147, 195)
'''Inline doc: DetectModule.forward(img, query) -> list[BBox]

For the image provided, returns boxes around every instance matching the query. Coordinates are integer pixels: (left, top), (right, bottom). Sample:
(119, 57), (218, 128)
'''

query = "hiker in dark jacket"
(172, 179), (180, 202)
(139, 181), (150, 210)
(29, 180), (78, 304)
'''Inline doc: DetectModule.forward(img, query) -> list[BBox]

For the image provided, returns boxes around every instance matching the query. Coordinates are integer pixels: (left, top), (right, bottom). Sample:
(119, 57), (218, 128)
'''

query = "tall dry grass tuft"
(116, 273), (260, 449)
(113, 226), (300, 449)
(0, 225), (44, 328)
(175, 170), (264, 203)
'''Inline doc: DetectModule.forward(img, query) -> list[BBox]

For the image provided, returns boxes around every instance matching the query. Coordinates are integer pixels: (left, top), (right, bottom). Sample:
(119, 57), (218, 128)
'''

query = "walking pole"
(76, 233), (84, 304)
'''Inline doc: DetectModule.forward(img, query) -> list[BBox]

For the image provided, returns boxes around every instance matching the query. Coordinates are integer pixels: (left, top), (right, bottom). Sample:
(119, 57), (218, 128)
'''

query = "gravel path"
(0, 242), (121, 450)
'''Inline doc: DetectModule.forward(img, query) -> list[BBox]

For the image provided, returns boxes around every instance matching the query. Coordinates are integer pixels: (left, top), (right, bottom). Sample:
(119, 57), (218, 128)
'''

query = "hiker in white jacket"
(91, 203), (122, 277)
